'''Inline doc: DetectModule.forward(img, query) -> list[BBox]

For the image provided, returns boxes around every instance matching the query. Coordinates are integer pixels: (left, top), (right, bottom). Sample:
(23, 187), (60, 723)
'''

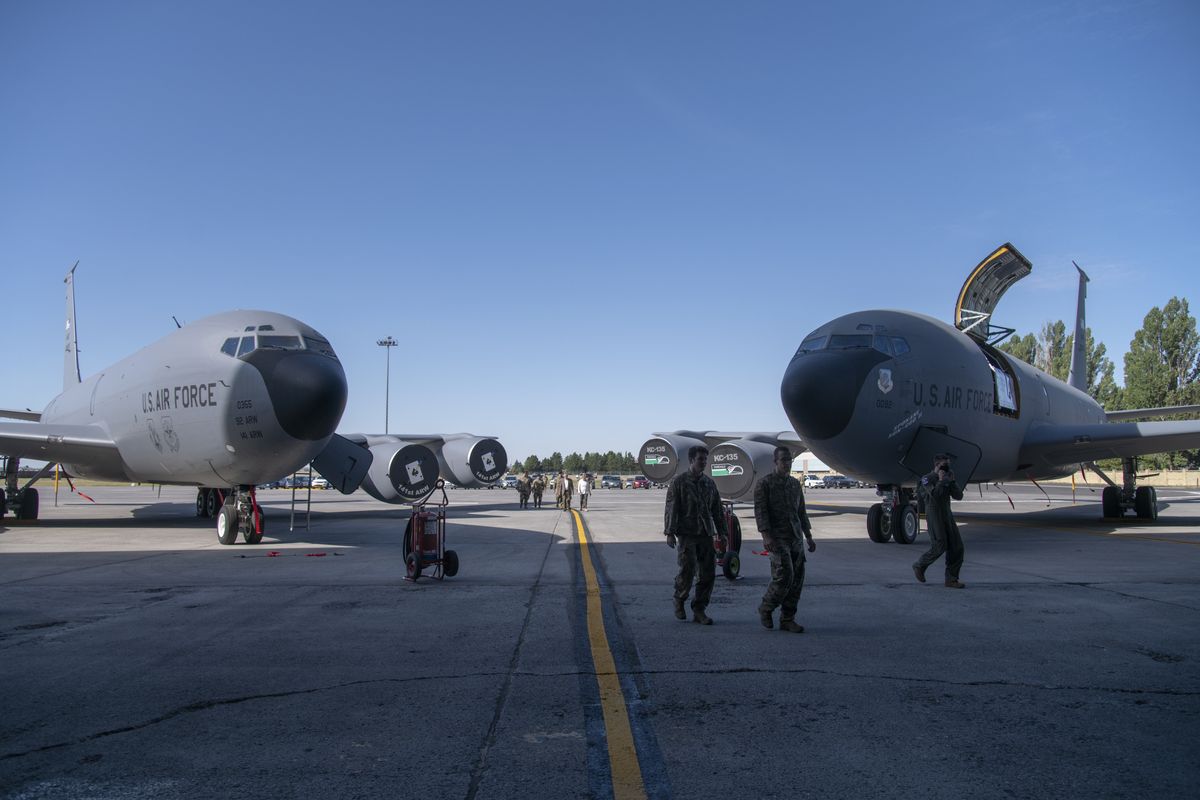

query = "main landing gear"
(197, 486), (265, 544)
(1, 457), (42, 522)
(866, 485), (920, 544)
(1094, 457), (1158, 521)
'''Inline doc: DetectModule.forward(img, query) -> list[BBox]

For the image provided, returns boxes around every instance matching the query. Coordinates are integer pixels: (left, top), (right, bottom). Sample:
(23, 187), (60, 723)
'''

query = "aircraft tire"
(1101, 485), (1121, 519)
(16, 488), (39, 520)
(443, 549), (459, 578)
(866, 503), (891, 543)
(1134, 486), (1158, 521)
(722, 551), (740, 580)
(195, 491), (206, 517)
(729, 516), (742, 553)
(245, 506), (264, 545)
(892, 505), (919, 544)
(406, 552), (422, 581)
(205, 489), (219, 519)
(217, 504), (238, 545)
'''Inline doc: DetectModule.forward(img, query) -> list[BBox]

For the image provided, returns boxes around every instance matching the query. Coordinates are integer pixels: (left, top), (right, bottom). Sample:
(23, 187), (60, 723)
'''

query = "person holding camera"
(913, 453), (966, 588)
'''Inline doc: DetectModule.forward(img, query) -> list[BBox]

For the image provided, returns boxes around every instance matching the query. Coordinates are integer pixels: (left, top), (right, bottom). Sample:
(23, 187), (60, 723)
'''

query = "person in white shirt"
(578, 472), (592, 510)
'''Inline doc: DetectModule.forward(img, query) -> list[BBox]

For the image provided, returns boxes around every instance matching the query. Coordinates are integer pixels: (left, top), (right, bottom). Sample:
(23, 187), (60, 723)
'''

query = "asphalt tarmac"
(2, 483), (1198, 799)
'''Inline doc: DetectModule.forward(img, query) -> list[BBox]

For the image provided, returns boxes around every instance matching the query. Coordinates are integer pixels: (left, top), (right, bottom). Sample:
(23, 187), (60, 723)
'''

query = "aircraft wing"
(1019, 420), (1200, 468)
(1105, 404), (1200, 422)
(0, 421), (123, 471)
(655, 430), (807, 452)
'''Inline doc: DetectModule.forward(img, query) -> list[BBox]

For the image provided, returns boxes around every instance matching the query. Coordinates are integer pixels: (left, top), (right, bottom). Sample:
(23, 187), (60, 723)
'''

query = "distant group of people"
(665, 445), (964, 631)
(514, 470), (593, 511)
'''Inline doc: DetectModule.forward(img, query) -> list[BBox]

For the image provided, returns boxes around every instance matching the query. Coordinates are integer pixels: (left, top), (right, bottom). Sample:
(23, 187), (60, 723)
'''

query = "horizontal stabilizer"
(311, 433), (373, 494)
(1105, 404), (1200, 422)
(0, 408), (42, 422)
(1019, 420), (1200, 468)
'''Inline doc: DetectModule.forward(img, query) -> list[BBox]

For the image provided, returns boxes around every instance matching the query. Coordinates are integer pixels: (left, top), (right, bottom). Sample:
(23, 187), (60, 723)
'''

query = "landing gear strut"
(203, 486), (265, 544)
(1, 457), (43, 521)
(866, 485), (920, 544)
(1094, 457), (1158, 521)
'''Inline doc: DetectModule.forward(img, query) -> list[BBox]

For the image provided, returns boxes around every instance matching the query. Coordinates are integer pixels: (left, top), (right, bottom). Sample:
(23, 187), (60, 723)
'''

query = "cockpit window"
(795, 335), (828, 355)
(304, 336), (337, 358)
(220, 337), (239, 357)
(828, 334), (873, 349)
(236, 336), (256, 357)
(257, 335), (303, 350)
(872, 335), (894, 356)
(892, 337), (910, 355)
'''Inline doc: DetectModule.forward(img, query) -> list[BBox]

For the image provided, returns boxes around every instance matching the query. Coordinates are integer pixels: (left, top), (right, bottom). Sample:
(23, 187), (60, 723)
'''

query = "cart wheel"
(729, 516), (742, 552)
(406, 552), (421, 581)
(402, 518), (414, 559)
(443, 549), (459, 578)
(722, 551), (740, 580)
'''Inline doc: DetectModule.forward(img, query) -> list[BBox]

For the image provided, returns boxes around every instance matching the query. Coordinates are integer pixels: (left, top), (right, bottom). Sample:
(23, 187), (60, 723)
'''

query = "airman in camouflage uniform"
(517, 472), (532, 509)
(664, 445), (724, 625)
(532, 476), (546, 508)
(754, 446), (815, 633)
(913, 453), (966, 588)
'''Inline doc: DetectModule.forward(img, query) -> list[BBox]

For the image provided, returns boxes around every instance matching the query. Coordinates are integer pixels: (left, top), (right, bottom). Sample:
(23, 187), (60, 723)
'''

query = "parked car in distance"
(601, 475), (622, 489)
(627, 476), (650, 489)
(502, 475), (519, 489)
(311, 476), (331, 490)
(823, 475), (857, 489)
(803, 475), (824, 489)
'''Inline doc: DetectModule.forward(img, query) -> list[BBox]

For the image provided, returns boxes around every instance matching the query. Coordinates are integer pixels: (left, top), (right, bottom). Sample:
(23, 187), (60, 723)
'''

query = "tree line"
(509, 451), (640, 475)
(997, 296), (1199, 468)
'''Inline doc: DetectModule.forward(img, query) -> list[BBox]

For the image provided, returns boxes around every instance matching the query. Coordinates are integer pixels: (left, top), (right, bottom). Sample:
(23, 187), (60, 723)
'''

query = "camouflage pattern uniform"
(664, 471), (724, 613)
(754, 472), (813, 623)
(517, 474), (532, 509)
(914, 469), (965, 581)
(532, 477), (545, 508)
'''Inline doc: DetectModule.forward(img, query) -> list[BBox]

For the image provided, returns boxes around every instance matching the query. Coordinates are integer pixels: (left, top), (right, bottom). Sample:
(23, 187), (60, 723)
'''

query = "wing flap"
(1020, 420), (1200, 467)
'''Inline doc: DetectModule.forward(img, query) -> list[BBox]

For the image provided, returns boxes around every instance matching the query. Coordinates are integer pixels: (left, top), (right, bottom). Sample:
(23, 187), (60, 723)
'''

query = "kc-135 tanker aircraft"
(779, 243), (1200, 543)
(0, 267), (508, 544)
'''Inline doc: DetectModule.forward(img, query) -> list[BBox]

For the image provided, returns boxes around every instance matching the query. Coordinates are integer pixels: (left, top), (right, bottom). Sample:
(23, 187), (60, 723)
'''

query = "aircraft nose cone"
(245, 351), (348, 441)
(781, 349), (888, 441)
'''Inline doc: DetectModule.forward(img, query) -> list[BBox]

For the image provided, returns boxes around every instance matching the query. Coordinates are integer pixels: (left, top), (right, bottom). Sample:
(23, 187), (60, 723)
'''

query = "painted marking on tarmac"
(979, 517), (1200, 546)
(572, 509), (647, 800)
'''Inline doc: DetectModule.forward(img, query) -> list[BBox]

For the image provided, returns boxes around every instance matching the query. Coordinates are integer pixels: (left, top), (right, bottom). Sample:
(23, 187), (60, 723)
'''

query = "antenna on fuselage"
(172, 316), (183, 329)
(1067, 262), (1090, 392)
(63, 261), (81, 388)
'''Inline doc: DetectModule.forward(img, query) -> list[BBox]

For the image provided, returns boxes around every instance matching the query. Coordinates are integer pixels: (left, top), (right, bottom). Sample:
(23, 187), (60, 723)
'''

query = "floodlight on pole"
(376, 336), (397, 434)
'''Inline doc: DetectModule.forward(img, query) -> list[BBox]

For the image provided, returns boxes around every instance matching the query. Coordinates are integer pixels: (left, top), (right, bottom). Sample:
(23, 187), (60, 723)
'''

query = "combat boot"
(673, 599), (686, 620)
(912, 563), (927, 583)
(944, 579), (966, 589)
(692, 609), (713, 625)
(758, 605), (774, 629)
(779, 619), (805, 633)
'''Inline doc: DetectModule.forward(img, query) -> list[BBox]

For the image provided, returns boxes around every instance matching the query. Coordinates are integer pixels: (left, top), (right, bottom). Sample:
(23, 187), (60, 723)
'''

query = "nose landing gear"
(866, 486), (920, 544)
(201, 486), (265, 544)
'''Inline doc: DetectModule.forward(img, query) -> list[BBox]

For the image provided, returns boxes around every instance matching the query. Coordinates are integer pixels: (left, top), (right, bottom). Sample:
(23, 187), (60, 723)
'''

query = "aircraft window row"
(219, 334), (335, 358)
(795, 334), (910, 357)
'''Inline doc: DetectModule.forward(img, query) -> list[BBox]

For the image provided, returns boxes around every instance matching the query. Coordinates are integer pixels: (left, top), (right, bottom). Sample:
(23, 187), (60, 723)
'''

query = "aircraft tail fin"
(1066, 262), (1089, 393)
(64, 262), (81, 388)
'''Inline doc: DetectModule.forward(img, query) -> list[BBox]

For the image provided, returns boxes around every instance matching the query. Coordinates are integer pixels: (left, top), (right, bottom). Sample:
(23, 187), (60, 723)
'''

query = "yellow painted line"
(572, 509), (647, 800)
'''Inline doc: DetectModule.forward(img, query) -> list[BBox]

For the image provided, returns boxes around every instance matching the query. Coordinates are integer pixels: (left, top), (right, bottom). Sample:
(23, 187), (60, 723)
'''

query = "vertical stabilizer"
(64, 262), (81, 388)
(1067, 262), (1089, 392)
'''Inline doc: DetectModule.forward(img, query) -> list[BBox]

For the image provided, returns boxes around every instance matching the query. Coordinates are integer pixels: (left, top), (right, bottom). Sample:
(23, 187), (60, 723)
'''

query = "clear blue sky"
(2, 1), (1197, 463)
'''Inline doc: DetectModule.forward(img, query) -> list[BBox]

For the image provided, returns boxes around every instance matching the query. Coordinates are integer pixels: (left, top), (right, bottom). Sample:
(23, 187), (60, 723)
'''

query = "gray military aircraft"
(0, 266), (363, 544)
(780, 243), (1200, 543)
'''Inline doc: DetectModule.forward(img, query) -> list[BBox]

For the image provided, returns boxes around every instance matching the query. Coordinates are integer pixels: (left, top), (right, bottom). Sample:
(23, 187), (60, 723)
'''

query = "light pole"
(376, 336), (397, 433)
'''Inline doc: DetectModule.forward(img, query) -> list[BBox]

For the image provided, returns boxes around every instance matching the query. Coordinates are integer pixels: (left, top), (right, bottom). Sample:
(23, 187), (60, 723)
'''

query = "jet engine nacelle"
(708, 440), (777, 502)
(638, 433), (708, 484)
(434, 436), (507, 488)
(359, 441), (441, 503)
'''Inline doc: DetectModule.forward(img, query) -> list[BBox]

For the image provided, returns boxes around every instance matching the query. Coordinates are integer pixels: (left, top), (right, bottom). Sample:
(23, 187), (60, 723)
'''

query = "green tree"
(1123, 297), (1200, 467)
(522, 454), (540, 473)
(998, 332), (1037, 365)
(564, 452), (583, 472)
